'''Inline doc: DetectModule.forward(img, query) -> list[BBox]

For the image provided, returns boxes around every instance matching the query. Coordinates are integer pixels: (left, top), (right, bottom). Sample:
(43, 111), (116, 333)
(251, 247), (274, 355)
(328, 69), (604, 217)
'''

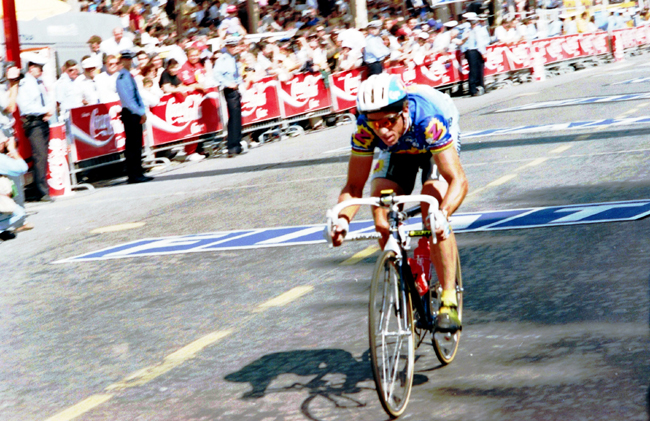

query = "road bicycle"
(325, 191), (464, 418)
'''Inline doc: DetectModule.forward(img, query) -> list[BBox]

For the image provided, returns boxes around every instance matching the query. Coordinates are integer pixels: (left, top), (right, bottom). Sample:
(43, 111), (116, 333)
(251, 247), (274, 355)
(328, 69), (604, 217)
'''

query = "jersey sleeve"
(350, 117), (378, 156)
(422, 114), (453, 153)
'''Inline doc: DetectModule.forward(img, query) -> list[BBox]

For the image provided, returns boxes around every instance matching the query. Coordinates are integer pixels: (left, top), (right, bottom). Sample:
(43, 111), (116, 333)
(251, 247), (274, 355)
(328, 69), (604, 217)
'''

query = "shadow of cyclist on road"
(225, 348), (428, 420)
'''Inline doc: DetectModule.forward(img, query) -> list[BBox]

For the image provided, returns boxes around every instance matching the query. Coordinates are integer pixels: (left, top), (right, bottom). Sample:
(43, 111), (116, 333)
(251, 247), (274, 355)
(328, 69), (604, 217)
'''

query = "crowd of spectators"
(55, 1), (650, 114)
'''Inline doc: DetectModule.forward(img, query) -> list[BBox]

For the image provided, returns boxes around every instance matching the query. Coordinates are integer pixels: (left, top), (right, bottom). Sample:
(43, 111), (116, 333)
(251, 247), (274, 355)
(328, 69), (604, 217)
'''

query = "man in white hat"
(75, 58), (101, 106)
(15, 55), (55, 202)
(335, 38), (363, 72)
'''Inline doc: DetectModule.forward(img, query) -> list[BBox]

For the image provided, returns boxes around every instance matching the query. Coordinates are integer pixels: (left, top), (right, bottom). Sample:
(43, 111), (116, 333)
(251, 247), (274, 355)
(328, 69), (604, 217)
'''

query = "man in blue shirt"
(363, 20), (390, 76)
(213, 36), (245, 157)
(116, 50), (152, 184)
(15, 55), (55, 202)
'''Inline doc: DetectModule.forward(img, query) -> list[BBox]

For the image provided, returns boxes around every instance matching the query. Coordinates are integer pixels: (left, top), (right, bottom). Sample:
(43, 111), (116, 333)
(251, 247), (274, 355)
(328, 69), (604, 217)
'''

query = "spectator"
(15, 55), (54, 202)
(562, 14), (578, 35)
(95, 55), (121, 103)
(159, 58), (187, 94)
(179, 47), (207, 91)
(87, 35), (106, 69)
(0, 137), (31, 240)
(218, 5), (247, 38)
(116, 50), (152, 184)
(139, 77), (161, 107)
(363, 20), (390, 75)
(55, 60), (82, 120)
(101, 27), (135, 56)
(587, 15), (598, 33)
(76, 58), (101, 106)
(335, 39), (363, 72)
(576, 11), (589, 33)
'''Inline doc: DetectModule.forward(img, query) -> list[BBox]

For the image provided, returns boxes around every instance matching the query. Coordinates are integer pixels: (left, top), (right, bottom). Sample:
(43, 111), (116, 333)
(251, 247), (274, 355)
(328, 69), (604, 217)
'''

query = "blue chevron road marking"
(495, 92), (650, 112)
(54, 199), (650, 263)
(611, 77), (650, 85)
(463, 116), (650, 139)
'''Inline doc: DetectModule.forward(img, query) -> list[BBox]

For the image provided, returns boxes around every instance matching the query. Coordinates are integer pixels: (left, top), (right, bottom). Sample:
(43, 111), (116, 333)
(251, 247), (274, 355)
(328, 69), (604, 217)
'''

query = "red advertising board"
(277, 72), (332, 118)
(330, 68), (367, 112)
(70, 102), (125, 162)
(241, 77), (282, 125)
(504, 42), (533, 71)
(484, 45), (510, 76)
(578, 31), (610, 56)
(415, 54), (457, 87)
(149, 90), (222, 146)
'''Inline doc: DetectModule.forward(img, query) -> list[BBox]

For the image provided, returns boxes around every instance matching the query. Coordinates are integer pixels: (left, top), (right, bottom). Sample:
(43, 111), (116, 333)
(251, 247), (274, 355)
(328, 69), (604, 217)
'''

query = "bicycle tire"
(368, 250), (415, 418)
(431, 245), (463, 365)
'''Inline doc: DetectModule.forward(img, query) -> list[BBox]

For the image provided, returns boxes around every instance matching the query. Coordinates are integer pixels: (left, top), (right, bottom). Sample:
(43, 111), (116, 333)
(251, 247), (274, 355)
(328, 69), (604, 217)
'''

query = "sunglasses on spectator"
(108, 61), (118, 66)
(366, 113), (402, 131)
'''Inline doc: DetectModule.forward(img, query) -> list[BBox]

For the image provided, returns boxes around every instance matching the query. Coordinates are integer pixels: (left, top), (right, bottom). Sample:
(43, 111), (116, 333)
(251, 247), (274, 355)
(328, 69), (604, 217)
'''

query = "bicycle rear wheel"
(431, 249), (463, 365)
(368, 250), (415, 418)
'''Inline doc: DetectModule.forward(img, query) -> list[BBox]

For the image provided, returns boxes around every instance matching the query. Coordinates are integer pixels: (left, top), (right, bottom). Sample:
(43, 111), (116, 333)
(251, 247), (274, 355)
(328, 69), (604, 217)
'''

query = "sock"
(441, 289), (458, 307)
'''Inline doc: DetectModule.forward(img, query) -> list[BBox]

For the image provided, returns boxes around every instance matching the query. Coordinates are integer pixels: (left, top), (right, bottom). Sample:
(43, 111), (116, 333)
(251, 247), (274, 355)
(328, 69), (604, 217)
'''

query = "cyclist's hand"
(331, 217), (349, 247)
(432, 209), (451, 241)
(328, 217), (349, 247)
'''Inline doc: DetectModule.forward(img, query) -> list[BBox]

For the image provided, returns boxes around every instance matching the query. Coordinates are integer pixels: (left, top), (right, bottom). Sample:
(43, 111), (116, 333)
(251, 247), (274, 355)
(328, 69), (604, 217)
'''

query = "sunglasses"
(366, 113), (402, 131)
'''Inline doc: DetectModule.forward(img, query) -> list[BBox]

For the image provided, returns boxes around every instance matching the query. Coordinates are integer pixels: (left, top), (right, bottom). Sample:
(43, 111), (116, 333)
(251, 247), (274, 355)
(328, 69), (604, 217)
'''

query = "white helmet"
(356, 73), (407, 114)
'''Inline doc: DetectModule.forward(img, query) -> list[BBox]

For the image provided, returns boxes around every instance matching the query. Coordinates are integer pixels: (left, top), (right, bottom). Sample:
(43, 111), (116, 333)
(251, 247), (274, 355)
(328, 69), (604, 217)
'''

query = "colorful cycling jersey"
(351, 84), (458, 156)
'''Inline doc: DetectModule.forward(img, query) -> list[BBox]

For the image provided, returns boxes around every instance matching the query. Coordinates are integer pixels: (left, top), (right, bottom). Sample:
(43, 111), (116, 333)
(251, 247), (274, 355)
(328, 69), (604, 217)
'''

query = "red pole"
(3, 0), (20, 66)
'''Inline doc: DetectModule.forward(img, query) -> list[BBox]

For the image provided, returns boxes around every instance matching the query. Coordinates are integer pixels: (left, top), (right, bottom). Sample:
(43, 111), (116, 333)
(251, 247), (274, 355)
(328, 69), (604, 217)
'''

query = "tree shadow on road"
(224, 348), (428, 421)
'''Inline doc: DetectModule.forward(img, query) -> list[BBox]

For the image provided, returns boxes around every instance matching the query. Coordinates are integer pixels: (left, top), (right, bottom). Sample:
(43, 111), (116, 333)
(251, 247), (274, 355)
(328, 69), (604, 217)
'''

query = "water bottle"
(410, 237), (431, 296)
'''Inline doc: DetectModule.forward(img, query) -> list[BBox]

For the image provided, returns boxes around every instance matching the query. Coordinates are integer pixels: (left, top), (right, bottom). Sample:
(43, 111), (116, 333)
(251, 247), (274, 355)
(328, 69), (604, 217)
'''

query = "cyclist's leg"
(370, 177), (403, 249)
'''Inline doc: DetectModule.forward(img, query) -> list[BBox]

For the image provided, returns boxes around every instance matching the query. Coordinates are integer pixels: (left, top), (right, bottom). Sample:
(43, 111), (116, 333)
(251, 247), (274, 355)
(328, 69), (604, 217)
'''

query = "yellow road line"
(487, 174), (517, 187)
(90, 222), (146, 234)
(515, 157), (548, 171)
(44, 394), (114, 421)
(255, 286), (314, 312)
(106, 330), (232, 392)
(550, 144), (574, 154)
(341, 245), (380, 266)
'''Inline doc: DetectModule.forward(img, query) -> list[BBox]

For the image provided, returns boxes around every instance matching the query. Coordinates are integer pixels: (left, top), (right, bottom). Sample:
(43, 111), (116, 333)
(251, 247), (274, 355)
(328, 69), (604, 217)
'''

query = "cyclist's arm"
(433, 146), (468, 217)
(331, 153), (373, 246)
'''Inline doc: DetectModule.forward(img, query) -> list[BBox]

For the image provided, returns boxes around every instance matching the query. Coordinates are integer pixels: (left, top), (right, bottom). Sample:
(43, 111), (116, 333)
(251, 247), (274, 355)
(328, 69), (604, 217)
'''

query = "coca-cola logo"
(563, 37), (580, 57)
(242, 81), (272, 117)
(485, 47), (506, 72)
(47, 135), (69, 193)
(287, 74), (320, 100)
(546, 40), (563, 59)
(165, 94), (201, 125)
(338, 71), (361, 96)
(89, 107), (114, 140)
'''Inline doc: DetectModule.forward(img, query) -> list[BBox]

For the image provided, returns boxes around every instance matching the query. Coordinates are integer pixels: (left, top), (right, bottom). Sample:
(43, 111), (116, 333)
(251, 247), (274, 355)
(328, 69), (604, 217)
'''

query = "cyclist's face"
(366, 108), (406, 147)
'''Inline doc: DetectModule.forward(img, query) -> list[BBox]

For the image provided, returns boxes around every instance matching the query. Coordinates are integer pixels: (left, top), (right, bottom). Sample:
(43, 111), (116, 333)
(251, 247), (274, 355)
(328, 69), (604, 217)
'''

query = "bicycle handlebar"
(325, 195), (448, 245)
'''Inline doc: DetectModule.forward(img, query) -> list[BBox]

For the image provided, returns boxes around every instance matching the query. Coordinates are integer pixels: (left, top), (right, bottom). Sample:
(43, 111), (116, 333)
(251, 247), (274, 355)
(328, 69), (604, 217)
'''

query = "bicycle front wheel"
(368, 250), (415, 418)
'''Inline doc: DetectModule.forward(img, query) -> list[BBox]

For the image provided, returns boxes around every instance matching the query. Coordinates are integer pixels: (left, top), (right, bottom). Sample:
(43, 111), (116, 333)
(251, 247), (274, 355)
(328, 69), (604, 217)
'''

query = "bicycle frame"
(326, 193), (444, 330)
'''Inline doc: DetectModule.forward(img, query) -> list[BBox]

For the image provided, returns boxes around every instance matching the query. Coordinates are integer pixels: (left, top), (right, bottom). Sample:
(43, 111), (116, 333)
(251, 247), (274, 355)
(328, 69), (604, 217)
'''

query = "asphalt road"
(2, 55), (650, 421)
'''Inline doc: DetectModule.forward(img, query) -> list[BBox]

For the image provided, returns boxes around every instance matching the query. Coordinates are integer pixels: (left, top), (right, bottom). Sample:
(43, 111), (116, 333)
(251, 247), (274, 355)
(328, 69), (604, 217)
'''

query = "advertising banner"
(330, 68), (367, 112)
(578, 31), (610, 56)
(504, 42), (533, 71)
(484, 45), (510, 76)
(278, 72), (332, 118)
(148, 90), (222, 146)
(241, 77), (282, 125)
(415, 53), (457, 86)
(69, 102), (125, 162)
(47, 123), (71, 197)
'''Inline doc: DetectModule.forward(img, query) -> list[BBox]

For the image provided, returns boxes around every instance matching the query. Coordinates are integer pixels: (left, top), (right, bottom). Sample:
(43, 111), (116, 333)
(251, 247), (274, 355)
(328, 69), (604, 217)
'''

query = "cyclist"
(328, 73), (468, 332)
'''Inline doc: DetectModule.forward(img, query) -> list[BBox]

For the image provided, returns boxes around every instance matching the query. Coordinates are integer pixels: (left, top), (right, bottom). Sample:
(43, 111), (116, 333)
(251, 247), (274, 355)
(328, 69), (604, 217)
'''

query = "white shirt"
(75, 74), (101, 105)
(55, 73), (83, 115)
(100, 37), (135, 57)
(94, 71), (120, 103)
